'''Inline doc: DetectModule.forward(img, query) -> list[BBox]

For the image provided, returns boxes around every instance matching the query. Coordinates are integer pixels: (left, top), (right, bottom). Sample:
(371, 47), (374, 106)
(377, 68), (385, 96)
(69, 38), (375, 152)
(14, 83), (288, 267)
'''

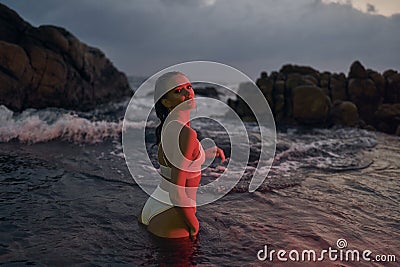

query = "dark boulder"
(330, 73), (347, 102)
(280, 64), (320, 81)
(256, 73), (274, 110)
(374, 104), (400, 134)
(0, 3), (132, 111)
(273, 80), (285, 122)
(330, 100), (359, 127)
(292, 86), (331, 124)
(385, 73), (400, 104)
(347, 78), (381, 124)
(348, 60), (368, 79)
(193, 86), (220, 98)
(368, 69), (385, 97)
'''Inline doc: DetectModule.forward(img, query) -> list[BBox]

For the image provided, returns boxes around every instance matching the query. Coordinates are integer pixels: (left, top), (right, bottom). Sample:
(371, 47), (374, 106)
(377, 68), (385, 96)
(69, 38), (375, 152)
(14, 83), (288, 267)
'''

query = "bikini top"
(159, 142), (205, 180)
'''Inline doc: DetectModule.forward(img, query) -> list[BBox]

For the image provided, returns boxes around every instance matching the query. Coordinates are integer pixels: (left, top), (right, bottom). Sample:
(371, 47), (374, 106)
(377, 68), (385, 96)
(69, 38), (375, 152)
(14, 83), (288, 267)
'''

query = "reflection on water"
(146, 234), (199, 266)
(0, 127), (399, 266)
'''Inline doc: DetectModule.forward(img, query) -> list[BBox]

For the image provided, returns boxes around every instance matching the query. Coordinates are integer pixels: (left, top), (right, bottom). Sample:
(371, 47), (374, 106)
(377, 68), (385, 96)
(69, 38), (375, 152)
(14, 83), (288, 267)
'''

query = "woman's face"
(161, 83), (196, 111)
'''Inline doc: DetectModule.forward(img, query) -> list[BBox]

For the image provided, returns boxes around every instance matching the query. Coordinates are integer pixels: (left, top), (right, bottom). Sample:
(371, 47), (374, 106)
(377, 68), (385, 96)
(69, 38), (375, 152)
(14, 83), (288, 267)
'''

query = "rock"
(280, 64), (320, 81)
(348, 78), (381, 124)
(367, 69), (385, 97)
(228, 82), (258, 121)
(225, 61), (400, 136)
(320, 72), (331, 97)
(330, 101), (359, 127)
(303, 75), (318, 86)
(385, 73), (400, 103)
(0, 3), (132, 111)
(348, 78), (378, 98)
(383, 69), (397, 79)
(363, 124), (376, 132)
(0, 2), (29, 43)
(349, 60), (368, 79)
(256, 75), (274, 111)
(374, 104), (400, 134)
(285, 74), (317, 118)
(0, 41), (32, 110)
(193, 86), (220, 98)
(260, 71), (268, 79)
(330, 73), (347, 102)
(0, 41), (31, 79)
(292, 86), (331, 124)
(270, 71), (279, 81)
(286, 73), (315, 90)
(273, 80), (285, 122)
(276, 72), (285, 81)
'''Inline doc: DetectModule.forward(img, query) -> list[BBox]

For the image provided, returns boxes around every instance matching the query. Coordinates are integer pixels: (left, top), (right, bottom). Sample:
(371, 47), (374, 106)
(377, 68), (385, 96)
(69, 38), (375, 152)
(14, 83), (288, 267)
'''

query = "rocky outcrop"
(347, 78), (380, 124)
(193, 86), (220, 98)
(228, 61), (400, 135)
(348, 60), (368, 79)
(256, 71), (274, 111)
(0, 3), (132, 111)
(384, 72), (400, 104)
(374, 104), (400, 134)
(292, 86), (331, 124)
(330, 101), (359, 127)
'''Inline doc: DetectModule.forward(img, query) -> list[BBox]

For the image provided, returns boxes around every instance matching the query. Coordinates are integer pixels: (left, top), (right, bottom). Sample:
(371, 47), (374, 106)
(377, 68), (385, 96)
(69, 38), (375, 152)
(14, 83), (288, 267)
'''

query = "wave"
(0, 104), (155, 144)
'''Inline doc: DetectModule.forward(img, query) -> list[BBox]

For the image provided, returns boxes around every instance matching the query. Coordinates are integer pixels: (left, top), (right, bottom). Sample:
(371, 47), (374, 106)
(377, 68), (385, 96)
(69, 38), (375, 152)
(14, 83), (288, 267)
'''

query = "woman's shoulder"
(166, 120), (197, 139)
(180, 124), (197, 138)
(178, 125), (198, 153)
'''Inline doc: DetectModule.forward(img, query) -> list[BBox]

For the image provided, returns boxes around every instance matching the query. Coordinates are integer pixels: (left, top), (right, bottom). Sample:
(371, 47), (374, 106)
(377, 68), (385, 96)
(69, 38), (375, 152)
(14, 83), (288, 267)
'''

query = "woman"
(138, 71), (225, 241)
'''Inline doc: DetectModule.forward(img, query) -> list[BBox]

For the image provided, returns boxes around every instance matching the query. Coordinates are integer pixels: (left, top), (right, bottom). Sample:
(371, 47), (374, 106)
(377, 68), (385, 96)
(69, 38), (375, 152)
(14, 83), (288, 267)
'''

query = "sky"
(1, 0), (399, 80)
(322, 0), (400, 16)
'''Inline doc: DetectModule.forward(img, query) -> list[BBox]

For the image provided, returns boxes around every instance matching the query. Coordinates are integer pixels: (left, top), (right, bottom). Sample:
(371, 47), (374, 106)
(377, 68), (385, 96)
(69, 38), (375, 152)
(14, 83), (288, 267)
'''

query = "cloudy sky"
(1, 0), (399, 80)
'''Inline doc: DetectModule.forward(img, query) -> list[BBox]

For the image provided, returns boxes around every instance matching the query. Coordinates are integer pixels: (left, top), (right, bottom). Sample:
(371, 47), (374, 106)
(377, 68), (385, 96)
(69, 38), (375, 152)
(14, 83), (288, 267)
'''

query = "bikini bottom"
(141, 185), (174, 225)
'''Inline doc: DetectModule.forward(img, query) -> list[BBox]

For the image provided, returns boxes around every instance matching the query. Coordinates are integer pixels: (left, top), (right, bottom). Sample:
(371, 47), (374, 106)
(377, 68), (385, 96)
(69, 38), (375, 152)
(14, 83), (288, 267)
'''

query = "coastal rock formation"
(374, 104), (400, 134)
(292, 86), (331, 124)
(273, 80), (285, 122)
(229, 61), (400, 135)
(348, 60), (368, 79)
(347, 78), (380, 124)
(330, 101), (359, 127)
(256, 71), (274, 111)
(193, 86), (220, 98)
(0, 3), (132, 111)
(384, 72), (400, 104)
(330, 73), (347, 102)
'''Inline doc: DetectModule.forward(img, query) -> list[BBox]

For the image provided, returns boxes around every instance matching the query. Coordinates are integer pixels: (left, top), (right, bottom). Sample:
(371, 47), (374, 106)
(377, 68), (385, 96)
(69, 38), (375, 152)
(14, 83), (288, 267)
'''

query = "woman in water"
(138, 71), (225, 241)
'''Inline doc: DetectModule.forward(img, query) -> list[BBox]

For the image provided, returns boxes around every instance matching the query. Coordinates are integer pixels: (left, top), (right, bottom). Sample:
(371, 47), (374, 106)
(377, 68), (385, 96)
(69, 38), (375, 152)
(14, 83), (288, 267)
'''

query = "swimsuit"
(140, 185), (175, 226)
(140, 142), (205, 225)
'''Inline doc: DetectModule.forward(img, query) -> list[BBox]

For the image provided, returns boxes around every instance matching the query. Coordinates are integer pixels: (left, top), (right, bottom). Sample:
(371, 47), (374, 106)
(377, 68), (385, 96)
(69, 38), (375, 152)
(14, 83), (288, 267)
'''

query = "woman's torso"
(157, 131), (205, 191)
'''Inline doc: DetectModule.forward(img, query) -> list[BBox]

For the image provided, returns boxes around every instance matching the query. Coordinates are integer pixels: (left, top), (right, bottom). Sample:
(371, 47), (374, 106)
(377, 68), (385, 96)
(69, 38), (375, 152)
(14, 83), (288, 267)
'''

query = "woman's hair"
(153, 71), (190, 146)
(154, 96), (169, 146)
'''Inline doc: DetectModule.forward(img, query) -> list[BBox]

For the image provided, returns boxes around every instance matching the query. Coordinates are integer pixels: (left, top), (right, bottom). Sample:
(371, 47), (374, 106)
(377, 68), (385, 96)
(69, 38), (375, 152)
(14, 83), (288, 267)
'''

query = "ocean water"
(0, 85), (399, 266)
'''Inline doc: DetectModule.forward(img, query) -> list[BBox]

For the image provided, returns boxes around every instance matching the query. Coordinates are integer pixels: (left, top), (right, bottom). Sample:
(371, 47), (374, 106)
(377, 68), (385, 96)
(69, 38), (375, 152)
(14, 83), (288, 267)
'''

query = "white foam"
(0, 105), (152, 144)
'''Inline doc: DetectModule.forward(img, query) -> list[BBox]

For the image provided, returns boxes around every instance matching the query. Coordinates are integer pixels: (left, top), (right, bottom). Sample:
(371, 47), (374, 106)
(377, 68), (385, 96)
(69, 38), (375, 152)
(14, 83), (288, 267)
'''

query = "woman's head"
(154, 72), (195, 111)
(154, 72), (195, 144)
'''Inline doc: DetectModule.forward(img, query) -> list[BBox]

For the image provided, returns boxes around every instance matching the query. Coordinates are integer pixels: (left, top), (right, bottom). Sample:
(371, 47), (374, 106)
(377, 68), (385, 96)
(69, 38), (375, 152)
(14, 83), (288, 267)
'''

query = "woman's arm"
(167, 126), (199, 235)
(204, 146), (226, 162)
(170, 166), (199, 235)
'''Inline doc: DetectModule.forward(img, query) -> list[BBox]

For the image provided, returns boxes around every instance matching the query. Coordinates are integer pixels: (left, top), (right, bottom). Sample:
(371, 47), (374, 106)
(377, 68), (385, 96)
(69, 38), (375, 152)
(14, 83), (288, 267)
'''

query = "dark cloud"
(0, 0), (399, 80)
(367, 3), (377, 13)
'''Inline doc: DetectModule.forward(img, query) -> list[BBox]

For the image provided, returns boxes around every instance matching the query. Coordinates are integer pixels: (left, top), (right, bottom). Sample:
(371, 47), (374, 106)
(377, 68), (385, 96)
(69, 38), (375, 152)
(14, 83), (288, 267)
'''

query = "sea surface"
(0, 82), (399, 266)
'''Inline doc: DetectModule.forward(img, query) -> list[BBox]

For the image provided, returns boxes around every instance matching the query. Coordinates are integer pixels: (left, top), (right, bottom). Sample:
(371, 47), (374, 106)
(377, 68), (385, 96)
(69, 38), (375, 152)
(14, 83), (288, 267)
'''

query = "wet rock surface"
(229, 60), (400, 135)
(0, 3), (132, 112)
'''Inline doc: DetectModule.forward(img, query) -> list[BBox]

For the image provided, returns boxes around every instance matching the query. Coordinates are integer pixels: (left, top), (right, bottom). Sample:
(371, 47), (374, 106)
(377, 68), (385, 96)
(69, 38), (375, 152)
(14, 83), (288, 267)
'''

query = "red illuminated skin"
(138, 83), (225, 240)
